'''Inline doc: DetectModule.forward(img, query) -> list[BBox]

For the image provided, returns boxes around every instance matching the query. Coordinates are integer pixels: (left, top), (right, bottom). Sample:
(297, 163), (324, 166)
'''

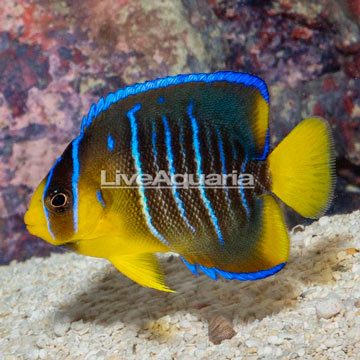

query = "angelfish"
(25, 72), (335, 292)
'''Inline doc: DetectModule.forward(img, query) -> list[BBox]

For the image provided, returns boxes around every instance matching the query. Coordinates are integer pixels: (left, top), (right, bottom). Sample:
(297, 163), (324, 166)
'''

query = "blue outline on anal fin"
(181, 257), (198, 276)
(181, 258), (286, 281)
(214, 262), (286, 281)
(198, 265), (218, 280)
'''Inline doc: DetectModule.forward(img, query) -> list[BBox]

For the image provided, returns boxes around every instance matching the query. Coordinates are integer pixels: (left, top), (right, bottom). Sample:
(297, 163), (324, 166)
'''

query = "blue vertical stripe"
(231, 138), (250, 217)
(240, 154), (250, 216)
(179, 126), (184, 144)
(179, 125), (188, 169)
(107, 134), (114, 151)
(187, 101), (225, 245)
(216, 128), (226, 173)
(215, 127), (232, 209)
(42, 157), (62, 239)
(71, 134), (83, 233)
(96, 190), (106, 208)
(151, 121), (159, 171)
(231, 139), (238, 160)
(127, 104), (168, 245)
(162, 115), (195, 233)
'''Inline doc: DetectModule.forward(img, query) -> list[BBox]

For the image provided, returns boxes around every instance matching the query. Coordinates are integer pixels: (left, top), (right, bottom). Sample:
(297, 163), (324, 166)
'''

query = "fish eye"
(51, 193), (68, 207)
(46, 189), (71, 212)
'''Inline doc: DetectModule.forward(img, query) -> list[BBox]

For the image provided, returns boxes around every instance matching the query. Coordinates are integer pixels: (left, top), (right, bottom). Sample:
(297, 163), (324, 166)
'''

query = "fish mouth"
(25, 223), (41, 234)
(25, 223), (46, 229)
(25, 222), (47, 236)
(24, 210), (45, 227)
(25, 221), (68, 246)
(24, 210), (33, 226)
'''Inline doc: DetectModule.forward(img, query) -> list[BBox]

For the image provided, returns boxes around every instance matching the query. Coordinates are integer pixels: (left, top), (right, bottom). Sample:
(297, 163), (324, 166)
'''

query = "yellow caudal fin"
(109, 253), (174, 292)
(268, 117), (335, 218)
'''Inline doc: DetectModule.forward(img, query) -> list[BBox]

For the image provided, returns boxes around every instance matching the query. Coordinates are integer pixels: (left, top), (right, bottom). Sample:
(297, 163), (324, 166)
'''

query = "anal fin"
(109, 253), (174, 292)
(256, 194), (290, 269)
(181, 194), (289, 281)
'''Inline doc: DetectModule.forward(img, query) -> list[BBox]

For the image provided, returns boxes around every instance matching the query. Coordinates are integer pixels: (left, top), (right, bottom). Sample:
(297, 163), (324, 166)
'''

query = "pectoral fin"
(109, 253), (174, 292)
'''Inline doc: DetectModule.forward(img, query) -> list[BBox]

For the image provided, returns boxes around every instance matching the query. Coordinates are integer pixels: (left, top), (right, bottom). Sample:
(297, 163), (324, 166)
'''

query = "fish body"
(25, 72), (335, 291)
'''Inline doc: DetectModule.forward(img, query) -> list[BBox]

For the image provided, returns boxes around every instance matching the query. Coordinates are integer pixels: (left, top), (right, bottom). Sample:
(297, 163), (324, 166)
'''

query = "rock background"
(0, 0), (359, 264)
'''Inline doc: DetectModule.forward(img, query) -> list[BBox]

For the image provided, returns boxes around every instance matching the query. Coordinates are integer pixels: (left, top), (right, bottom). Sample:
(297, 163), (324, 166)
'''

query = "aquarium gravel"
(1, 211), (360, 359)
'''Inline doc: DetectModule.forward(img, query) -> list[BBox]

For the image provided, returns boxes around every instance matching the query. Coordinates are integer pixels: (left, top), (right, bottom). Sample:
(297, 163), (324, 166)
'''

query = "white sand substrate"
(1, 211), (360, 360)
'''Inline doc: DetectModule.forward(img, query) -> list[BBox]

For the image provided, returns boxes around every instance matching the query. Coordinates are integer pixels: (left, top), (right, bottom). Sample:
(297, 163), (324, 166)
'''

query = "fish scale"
(214, 127), (235, 220)
(196, 122), (228, 244)
(178, 120), (215, 237)
(143, 116), (191, 241)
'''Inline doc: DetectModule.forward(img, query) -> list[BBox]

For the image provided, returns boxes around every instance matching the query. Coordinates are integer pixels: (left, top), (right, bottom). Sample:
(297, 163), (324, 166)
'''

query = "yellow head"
(24, 140), (107, 247)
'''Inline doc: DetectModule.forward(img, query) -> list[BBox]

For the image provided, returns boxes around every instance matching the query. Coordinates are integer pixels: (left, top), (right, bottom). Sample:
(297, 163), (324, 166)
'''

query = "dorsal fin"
(79, 72), (270, 158)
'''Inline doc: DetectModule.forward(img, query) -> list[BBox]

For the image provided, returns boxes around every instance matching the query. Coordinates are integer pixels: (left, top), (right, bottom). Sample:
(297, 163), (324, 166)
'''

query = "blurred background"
(0, 0), (359, 265)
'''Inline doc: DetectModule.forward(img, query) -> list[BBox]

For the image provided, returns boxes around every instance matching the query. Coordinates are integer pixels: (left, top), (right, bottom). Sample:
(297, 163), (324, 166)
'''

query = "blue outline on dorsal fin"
(95, 96), (105, 121)
(85, 103), (97, 130)
(80, 116), (87, 134)
(80, 71), (269, 133)
(182, 260), (286, 281)
(105, 92), (116, 108)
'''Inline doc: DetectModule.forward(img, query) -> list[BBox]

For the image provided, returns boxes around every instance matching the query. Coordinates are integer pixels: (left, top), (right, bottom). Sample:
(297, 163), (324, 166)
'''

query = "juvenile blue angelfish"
(25, 71), (335, 291)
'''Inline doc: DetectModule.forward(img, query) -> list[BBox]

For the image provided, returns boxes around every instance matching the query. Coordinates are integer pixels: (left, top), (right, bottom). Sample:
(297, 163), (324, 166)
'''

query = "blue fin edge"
(181, 257), (199, 276)
(81, 71), (269, 132)
(181, 257), (286, 281)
